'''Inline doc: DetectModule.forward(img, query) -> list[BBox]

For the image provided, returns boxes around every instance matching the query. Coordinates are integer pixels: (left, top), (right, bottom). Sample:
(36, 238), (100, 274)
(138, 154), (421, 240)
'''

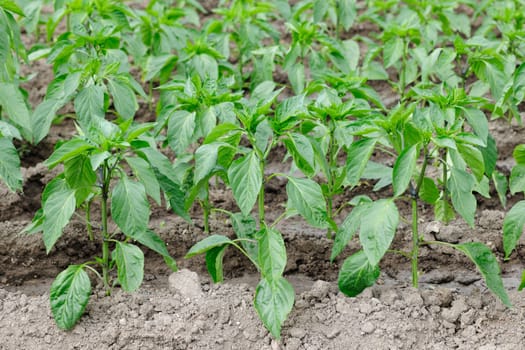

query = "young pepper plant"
(24, 119), (186, 330)
(185, 82), (334, 339)
(331, 86), (511, 307)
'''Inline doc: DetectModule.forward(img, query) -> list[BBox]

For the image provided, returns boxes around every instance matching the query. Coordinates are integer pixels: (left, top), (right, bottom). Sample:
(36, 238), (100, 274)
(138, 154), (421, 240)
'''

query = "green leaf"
(111, 176), (150, 236)
(463, 108), (488, 145)
(503, 201), (525, 259)
(454, 242), (511, 307)
(338, 250), (380, 297)
(185, 235), (233, 258)
(345, 138), (377, 187)
(286, 176), (328, 229)
(359, 199), (399, 266)
(331, 203), (369, 261)
(479, 135), (497, 177)
(167, 110), (196, 155)
(513, 145), (525, 165)
(449, 168), (476, 227)
(393, 144), (418, 197)
(283, 133), (316, 177)
(434, 198), (455, 223)
(457, 143), (485, 182)
(205, 245), (228, 283)
(519, 270), (525, 291)
(0, 137), (22, 191)
(107, 78), (138, 120)
(114, 242), (144, 292)
(45, 138), (95, 168)
(287, 63), (305, 94)
(254, 277), (295, 340)
(74, 85), (105, 124)
(50, 265), (91, 330)
(383, 37), (404, 68)
(419, 177), (440, 204)
(64, 155), (96, 204)
(510, 164), (525, 194)
(194, 143), (220, 184)
(127, 229), (177, 271)
(42, 187), (76, 253)
(153, 167), (191, 222)
(126, 156), (161, 205)
(231, 213), (258, 264)
(258, 228), (286, 281)
(228, 151), (262, 216)
(0, 83), (33, 142)
(0, 0), (25, 16)
(493, 171), (507, 208)
(338, 0), (357, 30)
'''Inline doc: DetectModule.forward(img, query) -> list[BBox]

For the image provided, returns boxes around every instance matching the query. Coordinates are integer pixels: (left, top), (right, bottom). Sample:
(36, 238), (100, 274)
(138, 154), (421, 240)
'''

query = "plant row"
(1, 0), (525, 340)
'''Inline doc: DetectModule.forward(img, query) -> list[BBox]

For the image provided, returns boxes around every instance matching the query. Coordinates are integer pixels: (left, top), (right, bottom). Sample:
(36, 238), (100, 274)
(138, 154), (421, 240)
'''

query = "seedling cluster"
(1, 0), (524, 339)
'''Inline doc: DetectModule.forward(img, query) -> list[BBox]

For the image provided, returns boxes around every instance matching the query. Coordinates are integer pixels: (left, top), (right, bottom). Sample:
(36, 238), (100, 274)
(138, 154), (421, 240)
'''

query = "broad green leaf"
(434, 198), (455, 223)
(50, 265), (91, 330)
(45, 138), (95, 168)
(463, 108), (488, 145)
(0, 137), (22, 191)
(359, 199), (399, 266)
(126, 156), (161, 205)
(64, 155), (96, 204)
(127, 229), (177, 271)
(74, 85), (105, 124)
(32, 99), (64, 144)
(345, 138), (377, 187)
(258, 228), (286, 281)
(331, 204), (369, 261)
(43, 187), (76, 253)
(114, 242), (144, 292)
(0, 0), (25, 16)
(419, 177), (440, 204)
(383, 37), (404, 68)
(286, 176), (328, 229)
(493, 171), (507, 208)
(0, 120), (22, 140)
(338, 250), (380, 297)
(111, 176), (150, 236)
(393, 144), (418, 197)
(287, 63), (305, 94)
(137, 147), (179, 185)
(194, 143), (220, 184)
(283, 132), (315, 177)
(228, 151), (262, 216)
(449, 168), (476, 227)
(167, 110), (196, 155)
(107, 78), (137, 120)
(231, 213), (258, 264)
(153, 167), (191, 222)
(510, 165), (525, 194)
(0, 83), (33, 142)
(205, 245), (228, 283)
(480, 135), (497, 177)
(513, 145), (525, 165)
(503, 201), (525, 259)
(185, 235), (233, 258)
(454, 242), (511, 307)
(338, 0), (357, 30)
(254, 277), (294, 340)
(457, 143), (485, 182)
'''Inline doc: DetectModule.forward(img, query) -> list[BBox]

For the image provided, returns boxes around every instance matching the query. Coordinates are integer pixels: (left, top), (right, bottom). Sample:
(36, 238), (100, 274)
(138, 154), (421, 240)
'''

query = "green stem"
(326, 121), (337, 239)
(101, 162), (111, 296)
(410, 146), (429, 289)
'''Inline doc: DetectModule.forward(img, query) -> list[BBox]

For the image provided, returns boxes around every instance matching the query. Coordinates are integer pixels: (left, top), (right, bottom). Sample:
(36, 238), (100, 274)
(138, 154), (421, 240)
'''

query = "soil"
(3, 4), (525, 350)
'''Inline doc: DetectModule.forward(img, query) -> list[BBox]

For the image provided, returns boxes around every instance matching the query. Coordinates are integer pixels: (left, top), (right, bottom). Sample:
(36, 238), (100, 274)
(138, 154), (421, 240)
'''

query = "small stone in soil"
(168, 269), (202, 299)
(361, 321), (375, 334)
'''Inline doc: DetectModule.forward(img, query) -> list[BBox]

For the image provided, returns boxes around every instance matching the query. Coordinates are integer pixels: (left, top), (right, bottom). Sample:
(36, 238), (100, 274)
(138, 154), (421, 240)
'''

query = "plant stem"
(100, 162), (111, 296)
(258, 160), (266, 227)
(410, 146), (429, 288)
(326, 120), (337, 239)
